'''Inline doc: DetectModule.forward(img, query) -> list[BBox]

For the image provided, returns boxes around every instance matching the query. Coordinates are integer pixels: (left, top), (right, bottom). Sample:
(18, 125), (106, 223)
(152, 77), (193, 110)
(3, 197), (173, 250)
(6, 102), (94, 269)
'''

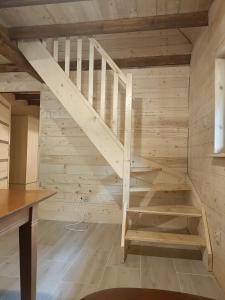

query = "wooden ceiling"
(0, 0), (213, 27)
(0, 0), (213, 82)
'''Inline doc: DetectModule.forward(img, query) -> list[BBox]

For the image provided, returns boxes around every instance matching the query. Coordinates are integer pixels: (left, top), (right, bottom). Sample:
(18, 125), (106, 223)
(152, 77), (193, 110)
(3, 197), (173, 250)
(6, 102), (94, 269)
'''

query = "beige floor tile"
(107, 246), (140, 268)
(173, 258), (210, 275)
(83, 224), (120, 251)
(99, 266), (141, 289)
(179, 273), (225, 300)
(0, 255), (19, 278)
(37, 259), (70, 296)
(141, 256), (180, 292)
(63, 249), (109, 285)
(0, 221), (224, 300)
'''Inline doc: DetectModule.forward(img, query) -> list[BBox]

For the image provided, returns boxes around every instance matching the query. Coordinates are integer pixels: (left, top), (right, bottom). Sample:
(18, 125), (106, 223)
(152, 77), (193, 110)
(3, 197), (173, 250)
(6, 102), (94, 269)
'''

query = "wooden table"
(81, 288), (214, 300)
(0, 189), (56, 300)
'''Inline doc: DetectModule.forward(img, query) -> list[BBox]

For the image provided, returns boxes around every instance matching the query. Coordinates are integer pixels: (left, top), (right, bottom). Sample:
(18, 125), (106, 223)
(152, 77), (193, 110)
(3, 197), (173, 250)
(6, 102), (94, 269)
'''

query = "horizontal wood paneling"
(39, 66), (189, 223)
(0, 94), (10, 187)
(188, 0), (225, 291)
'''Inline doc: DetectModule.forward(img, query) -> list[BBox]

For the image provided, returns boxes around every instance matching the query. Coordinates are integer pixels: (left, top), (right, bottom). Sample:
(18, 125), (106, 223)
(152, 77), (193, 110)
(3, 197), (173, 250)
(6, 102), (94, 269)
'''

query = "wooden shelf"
(127, 205), (202, 218)
(130, 183), (191, 193)
(125, 230), (205, 247)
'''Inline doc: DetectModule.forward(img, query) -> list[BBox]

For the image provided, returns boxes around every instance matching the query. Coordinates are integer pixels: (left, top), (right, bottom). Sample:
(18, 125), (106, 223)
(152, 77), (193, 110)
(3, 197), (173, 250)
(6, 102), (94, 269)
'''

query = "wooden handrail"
(90, 38), (127, 84)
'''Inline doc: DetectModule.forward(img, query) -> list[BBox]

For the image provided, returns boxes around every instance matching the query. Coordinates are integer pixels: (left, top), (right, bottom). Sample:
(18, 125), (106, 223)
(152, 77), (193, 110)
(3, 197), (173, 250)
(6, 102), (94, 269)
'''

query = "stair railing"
(42, 37), (132, 243)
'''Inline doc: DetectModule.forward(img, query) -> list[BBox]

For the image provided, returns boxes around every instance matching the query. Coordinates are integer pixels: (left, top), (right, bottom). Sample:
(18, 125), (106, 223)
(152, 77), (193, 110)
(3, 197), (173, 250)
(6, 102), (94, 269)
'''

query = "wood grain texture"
(39, 66), (189, 223)
(0, 25), (41, 81)
(0, 55), (191, 74)
(0, 189), (56, 219)
(188, 0), (225, 291)
(9, 12), (208, 40)
(125, 230), (206, 247)
(0, 0), (213, 28)
(0, 94), (10, 188)
(0, 0), (88, 8)
(0, 221), (224, 299)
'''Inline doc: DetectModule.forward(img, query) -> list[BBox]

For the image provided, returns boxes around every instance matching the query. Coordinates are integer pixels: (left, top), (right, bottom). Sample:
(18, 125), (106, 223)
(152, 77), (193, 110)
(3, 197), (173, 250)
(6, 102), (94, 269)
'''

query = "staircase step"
(130, 183), (191, 193)
(125, 230), (205, 247)
(131, 167), (162, 173)
(127, 205), (202, 217)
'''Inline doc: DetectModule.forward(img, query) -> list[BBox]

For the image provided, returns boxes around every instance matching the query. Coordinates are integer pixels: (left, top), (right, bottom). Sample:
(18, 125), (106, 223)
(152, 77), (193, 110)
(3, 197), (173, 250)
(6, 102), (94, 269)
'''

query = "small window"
(214, 58), (225, 154)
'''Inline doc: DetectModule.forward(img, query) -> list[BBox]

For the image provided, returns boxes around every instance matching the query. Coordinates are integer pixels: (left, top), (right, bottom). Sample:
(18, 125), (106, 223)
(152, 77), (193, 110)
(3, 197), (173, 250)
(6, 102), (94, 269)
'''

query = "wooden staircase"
(18, 37), (212, 270)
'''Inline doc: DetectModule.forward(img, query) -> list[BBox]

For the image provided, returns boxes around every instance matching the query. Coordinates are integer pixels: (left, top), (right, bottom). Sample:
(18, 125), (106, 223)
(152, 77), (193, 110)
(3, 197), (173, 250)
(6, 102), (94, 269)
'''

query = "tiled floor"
(0, 220), (224, 300)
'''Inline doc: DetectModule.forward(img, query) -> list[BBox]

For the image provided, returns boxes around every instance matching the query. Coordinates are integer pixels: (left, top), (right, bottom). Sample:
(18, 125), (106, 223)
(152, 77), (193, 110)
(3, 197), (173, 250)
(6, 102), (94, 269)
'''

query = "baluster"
(100, 57), (106, 120)
(53, 39), (59, 62)
(77, 39), (82, 91)
(121, 73), (132, 250)
(112, 72), (119, 135)
(88, 41), (94, 105)
(65, 38), (70, 76)
(123, 73), (132, 208)
(42, 39), (47, 48)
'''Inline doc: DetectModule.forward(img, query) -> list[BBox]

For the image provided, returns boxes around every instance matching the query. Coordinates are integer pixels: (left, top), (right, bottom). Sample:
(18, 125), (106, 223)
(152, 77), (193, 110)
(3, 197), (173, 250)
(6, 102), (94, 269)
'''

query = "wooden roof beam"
(0, 26), (42, 81)
(9, 11), (208, 40)
(0, 0), (88, 8)
(0, 54), (191, 73)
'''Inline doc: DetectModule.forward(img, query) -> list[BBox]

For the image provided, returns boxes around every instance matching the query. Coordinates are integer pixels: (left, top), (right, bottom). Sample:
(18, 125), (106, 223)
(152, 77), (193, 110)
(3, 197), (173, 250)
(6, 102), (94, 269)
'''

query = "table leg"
(19, 206), (38, 300)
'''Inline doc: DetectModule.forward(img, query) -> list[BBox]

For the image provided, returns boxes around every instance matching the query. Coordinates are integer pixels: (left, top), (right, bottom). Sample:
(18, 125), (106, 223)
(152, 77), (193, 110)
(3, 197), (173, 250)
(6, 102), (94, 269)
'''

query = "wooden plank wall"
(0, 94), (11, 188)
(38, 66), (189, 224)
(188, 0), (225, 290)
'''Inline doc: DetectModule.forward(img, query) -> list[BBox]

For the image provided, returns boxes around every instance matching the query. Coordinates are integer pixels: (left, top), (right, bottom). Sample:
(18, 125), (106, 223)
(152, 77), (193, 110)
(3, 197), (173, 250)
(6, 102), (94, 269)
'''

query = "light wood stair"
(131, 167), (162, 173)
(127, 205), (202, 218)
(130, 183), (191, 193)
(125, 230), (206, 248)
(18, 36), (212, 271)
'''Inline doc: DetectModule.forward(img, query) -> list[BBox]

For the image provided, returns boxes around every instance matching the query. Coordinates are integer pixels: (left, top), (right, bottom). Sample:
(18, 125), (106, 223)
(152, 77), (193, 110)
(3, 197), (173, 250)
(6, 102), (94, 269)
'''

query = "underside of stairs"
(18, 36), (212, 271)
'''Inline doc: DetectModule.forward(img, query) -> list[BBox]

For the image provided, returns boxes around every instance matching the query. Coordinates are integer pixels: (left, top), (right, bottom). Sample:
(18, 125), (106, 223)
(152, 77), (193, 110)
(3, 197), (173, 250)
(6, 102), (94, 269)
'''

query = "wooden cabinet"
(9, 115), (39, 189)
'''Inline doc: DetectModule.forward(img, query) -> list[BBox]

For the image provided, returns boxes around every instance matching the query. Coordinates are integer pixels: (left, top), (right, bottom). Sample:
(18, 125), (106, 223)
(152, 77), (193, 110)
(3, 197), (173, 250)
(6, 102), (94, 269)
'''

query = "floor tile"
(179, 273), (225, 300)
(141, 256), (180, 292)
(99, 266), (141, 289)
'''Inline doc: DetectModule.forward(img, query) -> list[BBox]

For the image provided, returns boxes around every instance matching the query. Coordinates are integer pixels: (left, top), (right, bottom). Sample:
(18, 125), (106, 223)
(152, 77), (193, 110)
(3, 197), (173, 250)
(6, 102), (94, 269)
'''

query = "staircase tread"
(127, 205), (202, 217)
(125, 230), (205, 247)
(131, 167), (162, 173)
(130, 183), (191, 192)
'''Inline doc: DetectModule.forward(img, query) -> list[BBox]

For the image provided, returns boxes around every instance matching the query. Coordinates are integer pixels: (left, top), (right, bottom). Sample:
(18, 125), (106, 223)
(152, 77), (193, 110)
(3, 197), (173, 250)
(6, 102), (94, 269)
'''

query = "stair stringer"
(18, 40), (124, 178)
(186, 176), (213, 271)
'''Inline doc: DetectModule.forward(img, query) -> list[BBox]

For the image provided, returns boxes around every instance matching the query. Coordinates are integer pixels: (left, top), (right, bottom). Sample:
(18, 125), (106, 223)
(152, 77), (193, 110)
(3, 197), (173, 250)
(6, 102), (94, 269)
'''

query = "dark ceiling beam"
(0, 0), (89, 8)
(0, 26), (42, 81)
(60, 54), (192, 70)
(0, 54), (191, 74)
(9, 11), (208, 40)
(15, 92), (40, 101)
(15, 92), (40, 106)
(0, 63), (22, 72)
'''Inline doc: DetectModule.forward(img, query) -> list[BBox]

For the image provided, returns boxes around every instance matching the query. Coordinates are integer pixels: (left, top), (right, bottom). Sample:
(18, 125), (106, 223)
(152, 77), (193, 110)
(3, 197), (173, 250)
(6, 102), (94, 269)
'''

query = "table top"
(81, 288), (213, 300)
(0, 189), (56, 219)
